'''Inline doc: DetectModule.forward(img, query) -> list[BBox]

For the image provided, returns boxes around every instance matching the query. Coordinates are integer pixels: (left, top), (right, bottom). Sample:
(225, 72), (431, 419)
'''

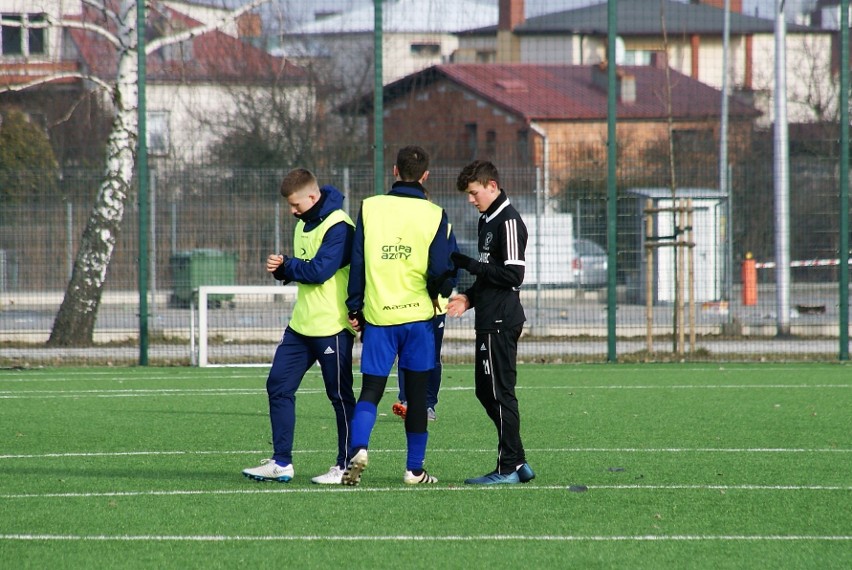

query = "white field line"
(1, 446), (850, 460)
(0, 372), (320, 383)
(1, 484), (850, 500)
(0, 533), (849, 542)
(0, 365), (849, 384)
(1, 383), (850, 399)
(0, 365), (843, 376)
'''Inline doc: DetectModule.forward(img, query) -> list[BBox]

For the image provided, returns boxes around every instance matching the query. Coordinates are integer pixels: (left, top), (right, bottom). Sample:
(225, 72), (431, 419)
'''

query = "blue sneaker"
(464, 471), (520, 485)
(517, 463), (535, 483)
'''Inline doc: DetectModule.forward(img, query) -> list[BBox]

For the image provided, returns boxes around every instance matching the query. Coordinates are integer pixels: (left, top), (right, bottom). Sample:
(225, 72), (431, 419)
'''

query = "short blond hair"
(279, 168), (317, 197)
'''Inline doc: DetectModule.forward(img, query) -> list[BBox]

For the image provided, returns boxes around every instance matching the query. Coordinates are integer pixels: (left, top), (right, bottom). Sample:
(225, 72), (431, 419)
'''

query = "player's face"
(287, 186), (320, 217)
(465, 180), (499, 213)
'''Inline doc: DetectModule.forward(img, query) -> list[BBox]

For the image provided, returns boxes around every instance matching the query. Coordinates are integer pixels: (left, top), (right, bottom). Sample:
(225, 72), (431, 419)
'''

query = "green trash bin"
(169, 248), (237, 308)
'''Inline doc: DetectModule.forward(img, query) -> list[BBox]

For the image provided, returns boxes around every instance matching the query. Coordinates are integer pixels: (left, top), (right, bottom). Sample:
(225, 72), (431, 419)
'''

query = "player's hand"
(348, 310), (365, 332)
(446, 294), (469, 318)
(266, 254), (285, 273)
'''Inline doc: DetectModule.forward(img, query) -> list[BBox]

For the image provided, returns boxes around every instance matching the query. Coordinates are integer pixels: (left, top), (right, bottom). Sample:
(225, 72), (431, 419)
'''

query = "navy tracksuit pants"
(267, 326), (355, 468)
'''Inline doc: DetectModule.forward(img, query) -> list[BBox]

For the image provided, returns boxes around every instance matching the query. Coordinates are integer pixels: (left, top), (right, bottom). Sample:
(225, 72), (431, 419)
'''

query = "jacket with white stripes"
(463, 190), (527, 332)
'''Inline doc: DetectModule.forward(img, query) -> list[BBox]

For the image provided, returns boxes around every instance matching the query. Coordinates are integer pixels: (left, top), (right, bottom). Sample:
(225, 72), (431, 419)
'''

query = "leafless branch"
(0, 72), (112, 93)
(50, 87), (109, 128)
(146, 0), (269, 53)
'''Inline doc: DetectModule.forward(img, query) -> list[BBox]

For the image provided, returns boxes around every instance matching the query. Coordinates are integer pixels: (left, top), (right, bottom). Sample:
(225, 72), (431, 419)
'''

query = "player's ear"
(420, 170), (430, 184)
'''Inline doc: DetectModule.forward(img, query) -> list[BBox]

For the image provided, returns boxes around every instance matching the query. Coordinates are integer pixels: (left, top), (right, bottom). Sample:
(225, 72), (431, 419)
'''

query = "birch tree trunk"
(47, 4), (139, 347)
(42, 0), (270, 346)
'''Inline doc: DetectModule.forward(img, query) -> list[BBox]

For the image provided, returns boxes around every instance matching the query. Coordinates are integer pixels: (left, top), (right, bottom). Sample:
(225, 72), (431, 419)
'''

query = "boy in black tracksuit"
(448, 160), (535, 485)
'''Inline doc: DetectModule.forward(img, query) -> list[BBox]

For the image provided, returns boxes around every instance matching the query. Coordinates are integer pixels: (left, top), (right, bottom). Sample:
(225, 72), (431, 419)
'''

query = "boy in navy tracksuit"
(242, 168), (356, 485)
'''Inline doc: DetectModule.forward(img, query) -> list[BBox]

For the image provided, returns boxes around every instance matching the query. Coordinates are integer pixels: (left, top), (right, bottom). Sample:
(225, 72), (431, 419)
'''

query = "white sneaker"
(311, 465), (344, 485)
(404, 470), (438, 484)
(242, 459), (294, 482)
(427, 407), (437, 421)
(341, 448), (368, 486)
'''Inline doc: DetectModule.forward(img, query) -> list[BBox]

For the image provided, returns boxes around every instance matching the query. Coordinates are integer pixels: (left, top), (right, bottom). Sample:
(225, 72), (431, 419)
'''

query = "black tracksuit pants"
(474, 324), (526, 473)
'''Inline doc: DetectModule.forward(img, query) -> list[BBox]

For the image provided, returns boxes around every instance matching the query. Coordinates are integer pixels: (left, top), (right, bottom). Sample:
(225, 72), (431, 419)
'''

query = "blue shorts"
(360, 320), (436, 376)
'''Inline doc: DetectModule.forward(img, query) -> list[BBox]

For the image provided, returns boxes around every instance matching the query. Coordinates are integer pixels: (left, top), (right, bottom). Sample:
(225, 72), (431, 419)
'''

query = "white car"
(572, 238), (608, 288)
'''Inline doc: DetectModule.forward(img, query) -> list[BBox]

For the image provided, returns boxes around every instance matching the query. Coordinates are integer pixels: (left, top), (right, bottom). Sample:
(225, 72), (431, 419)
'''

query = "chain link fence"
(1, 135), (847, 365)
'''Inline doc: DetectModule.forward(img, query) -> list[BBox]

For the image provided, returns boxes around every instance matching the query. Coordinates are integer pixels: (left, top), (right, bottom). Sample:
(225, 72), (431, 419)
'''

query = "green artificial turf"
(1, 363), (849, 568)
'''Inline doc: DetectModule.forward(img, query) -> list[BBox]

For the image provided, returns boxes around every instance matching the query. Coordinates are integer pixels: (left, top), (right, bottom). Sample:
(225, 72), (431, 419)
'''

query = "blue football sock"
(406, 431), (428, 471)
(351, 401), (378, 450)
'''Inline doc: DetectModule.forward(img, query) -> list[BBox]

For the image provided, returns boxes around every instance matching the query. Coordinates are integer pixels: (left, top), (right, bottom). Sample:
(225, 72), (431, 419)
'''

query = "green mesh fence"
(0, 0), (847, 364)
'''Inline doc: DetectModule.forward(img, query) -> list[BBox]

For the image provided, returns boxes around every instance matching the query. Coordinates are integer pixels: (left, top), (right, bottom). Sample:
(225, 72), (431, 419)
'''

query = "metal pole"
(534, 167), (542, 334)
(677, 201), (685, 354)
(720, 0), (731, 320)
(688, 199), (696, 352)
(274, 201), (281, 257)
(645, 200), (654, 353)
(840, 0), (850, 360)
(137, 0), (150, 365)
(606, 0), (618, 362)
(719, 0), (730, 207)
(373, 0), (384, 196)
(66, 201), (73, 281)
(343, 166), (351, 217)
(773, 0), (791, 336)
(725, 165), (733, 323)
(149, 168), (157, 323)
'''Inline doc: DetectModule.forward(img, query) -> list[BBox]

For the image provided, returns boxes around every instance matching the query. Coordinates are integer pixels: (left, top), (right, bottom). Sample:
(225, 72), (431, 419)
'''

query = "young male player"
(342, 145), (454, 486)
(447, 159), (535, 485)
(242, 168), (356, 485)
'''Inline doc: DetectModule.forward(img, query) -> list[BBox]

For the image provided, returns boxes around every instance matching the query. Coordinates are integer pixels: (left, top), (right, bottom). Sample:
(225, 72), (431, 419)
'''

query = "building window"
(672, 129), (714, 153)
(485, 130), (496, 157)
(410, 42), (440, 57)
(517, 129), (529, 161)
(147, 111), (171, 156)
(161, 40), (193, 63)
(465, 123), (478, 160)
(624, 50), (652, 66)
(475, 50), (496, 63)
(1, 13), (46, 57)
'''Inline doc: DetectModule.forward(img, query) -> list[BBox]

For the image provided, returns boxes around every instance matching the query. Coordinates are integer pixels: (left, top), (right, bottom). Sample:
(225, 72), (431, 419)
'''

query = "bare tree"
(0, 0), (270, 346)
(201, 38), (374, 171)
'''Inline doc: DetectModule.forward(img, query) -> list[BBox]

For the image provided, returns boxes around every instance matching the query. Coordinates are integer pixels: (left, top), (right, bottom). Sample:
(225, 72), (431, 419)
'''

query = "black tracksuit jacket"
(462, 190), (527, 333)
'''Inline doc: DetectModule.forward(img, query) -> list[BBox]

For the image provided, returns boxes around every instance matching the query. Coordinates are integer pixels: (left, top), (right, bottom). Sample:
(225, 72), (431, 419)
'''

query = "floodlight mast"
(773, 0), (791, 337)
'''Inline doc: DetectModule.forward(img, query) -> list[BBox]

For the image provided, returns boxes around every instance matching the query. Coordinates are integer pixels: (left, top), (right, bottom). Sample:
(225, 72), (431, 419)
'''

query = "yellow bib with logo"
(289, 209), (355, 337)
(361, 194), (442, 325)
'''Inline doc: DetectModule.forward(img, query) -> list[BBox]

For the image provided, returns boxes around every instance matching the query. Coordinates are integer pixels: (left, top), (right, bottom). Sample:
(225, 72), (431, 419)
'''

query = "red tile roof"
(381, 64), (759, 122)
(68, 2), (305, 84)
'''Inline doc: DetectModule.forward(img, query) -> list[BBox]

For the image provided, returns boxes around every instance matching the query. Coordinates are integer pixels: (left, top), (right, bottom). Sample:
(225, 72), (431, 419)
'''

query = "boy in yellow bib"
(242, 168), (356, 485)
(342, 146), (454, 485)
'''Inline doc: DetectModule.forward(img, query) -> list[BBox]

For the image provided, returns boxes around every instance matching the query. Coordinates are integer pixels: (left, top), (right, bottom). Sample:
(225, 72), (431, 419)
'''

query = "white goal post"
(194, 285), (298, 367)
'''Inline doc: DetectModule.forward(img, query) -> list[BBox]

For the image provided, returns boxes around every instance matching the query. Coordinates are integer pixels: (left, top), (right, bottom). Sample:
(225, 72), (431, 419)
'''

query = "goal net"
(193, 285), (298, 367)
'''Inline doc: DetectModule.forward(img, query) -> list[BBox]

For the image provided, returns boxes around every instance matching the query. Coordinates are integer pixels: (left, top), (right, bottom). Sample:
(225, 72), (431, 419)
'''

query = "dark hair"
(456, 160), (500, 192)
(395, 145), (429, 181)
(279, 168), (317, 197)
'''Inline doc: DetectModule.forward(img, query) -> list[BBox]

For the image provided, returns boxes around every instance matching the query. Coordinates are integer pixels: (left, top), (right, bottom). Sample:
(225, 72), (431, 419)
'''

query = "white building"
(280, 0), (499, 92)
(0, 0), (309, 164)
